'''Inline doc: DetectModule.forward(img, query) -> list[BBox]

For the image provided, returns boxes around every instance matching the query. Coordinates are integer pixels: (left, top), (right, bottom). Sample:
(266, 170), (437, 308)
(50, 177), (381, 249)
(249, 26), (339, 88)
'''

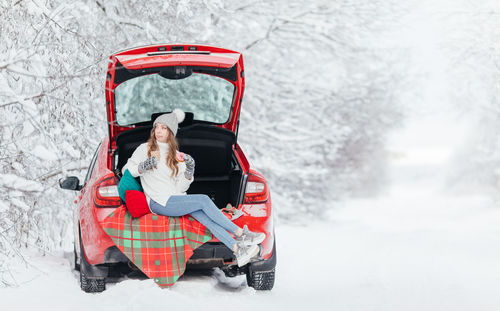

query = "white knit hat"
(153, 108), (185, 136)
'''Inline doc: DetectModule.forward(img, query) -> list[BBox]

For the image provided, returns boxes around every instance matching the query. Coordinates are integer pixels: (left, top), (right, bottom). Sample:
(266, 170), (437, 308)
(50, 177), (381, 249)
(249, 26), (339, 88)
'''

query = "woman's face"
(155, 123), (170, 143)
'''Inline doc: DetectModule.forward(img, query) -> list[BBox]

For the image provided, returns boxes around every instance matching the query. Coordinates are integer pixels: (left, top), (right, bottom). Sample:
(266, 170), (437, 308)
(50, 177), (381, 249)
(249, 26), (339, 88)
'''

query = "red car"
(59, 44), (276, 292)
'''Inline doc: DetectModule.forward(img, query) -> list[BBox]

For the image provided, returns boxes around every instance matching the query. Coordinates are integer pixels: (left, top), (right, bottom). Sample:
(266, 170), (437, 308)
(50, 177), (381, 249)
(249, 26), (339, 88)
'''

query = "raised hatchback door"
(105, 44), (245, 151)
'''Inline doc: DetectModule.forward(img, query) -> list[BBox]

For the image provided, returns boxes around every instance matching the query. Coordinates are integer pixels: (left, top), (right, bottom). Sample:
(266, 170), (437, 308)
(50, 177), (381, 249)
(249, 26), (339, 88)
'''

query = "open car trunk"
(113, 123), (245, 209)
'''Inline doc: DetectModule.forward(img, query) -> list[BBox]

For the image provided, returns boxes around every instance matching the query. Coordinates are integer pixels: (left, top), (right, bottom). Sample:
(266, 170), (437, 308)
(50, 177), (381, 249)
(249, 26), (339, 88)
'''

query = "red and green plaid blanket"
(102, 206), (214, 288)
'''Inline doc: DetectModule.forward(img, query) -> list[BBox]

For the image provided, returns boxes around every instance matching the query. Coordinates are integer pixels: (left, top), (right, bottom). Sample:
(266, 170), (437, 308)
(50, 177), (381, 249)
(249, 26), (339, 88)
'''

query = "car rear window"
(114, 72), (235, 125)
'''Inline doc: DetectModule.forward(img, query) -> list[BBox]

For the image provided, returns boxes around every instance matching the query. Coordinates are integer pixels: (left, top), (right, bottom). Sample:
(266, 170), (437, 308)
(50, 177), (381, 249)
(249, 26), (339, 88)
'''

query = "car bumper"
(103, 240), (276, 266)
(187, 240), (277, 272)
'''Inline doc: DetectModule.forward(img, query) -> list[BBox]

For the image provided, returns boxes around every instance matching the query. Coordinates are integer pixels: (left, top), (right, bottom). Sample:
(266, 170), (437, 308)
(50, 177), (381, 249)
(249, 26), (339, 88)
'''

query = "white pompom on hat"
(172, 108), (185, 123)
(153, 108), (185, 136)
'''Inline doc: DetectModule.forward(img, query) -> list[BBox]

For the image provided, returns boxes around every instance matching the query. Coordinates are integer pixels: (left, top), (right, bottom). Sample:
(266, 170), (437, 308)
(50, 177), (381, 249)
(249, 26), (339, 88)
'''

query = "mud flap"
(80, 234), (109, 278)
(249, 239), (277, 273)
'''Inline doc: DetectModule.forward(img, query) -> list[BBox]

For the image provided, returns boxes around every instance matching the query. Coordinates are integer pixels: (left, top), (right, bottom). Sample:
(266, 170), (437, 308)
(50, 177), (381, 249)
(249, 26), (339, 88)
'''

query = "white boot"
(236, 225), (266, 246)
(234, 243), (259, 267)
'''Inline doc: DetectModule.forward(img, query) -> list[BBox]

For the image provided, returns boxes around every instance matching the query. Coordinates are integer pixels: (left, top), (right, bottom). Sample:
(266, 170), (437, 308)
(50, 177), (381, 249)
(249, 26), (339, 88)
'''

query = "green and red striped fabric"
(102, 206), (214, 288)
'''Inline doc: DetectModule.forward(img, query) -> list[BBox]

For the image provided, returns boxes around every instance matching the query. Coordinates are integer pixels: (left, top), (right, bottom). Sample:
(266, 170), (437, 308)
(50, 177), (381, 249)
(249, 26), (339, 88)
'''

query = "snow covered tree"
(435, 0), (500, 194)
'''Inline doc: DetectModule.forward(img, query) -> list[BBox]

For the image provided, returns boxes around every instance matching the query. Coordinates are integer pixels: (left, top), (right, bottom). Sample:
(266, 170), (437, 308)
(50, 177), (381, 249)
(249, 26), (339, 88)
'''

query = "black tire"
(80, 271), (105, 293)
(246, 268), (275, 290)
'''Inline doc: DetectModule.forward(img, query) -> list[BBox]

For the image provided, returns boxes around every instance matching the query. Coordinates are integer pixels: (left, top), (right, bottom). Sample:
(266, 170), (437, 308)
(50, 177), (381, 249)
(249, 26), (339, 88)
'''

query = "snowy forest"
(1, 0), (500, 309)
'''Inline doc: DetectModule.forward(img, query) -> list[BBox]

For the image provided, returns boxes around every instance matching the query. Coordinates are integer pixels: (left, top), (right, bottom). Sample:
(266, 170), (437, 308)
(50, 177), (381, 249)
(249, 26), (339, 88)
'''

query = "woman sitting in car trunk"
(122, 108), (264, 267)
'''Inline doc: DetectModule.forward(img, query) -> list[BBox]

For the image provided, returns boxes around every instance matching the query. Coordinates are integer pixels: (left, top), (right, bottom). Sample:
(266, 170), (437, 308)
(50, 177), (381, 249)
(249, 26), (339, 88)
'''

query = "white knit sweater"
(122, 141), (194, 206)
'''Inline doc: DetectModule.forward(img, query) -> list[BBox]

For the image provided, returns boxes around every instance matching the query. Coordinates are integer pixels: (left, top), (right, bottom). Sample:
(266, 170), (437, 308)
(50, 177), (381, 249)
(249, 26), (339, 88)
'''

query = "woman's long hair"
(146, 126), (180, 178)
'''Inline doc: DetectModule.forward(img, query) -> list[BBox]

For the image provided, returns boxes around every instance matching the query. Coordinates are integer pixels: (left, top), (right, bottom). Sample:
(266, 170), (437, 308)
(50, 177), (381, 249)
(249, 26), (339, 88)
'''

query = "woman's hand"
(184, 154), (195, 180)
(138, 157), (158, 174)
(176, 152), (185, 162)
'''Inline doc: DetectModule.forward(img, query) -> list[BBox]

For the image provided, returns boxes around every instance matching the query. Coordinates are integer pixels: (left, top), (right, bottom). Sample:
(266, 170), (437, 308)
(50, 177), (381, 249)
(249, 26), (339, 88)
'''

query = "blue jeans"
(149, 194), (238, 249)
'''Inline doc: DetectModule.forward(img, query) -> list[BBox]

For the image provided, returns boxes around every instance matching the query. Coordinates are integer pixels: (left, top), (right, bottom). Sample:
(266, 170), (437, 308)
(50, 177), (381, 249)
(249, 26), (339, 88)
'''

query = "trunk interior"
(113, 123), (245, 209)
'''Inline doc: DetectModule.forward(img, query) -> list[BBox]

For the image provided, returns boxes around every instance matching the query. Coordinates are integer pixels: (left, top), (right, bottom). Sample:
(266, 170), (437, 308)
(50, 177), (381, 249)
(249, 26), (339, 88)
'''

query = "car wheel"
(80, 271), (105, 293)
(246, 268), (275, 290)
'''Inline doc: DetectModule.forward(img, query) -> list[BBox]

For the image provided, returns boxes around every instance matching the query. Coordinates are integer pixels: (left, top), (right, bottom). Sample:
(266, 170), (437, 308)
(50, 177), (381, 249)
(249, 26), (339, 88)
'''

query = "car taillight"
(243, 172), (269, 204)
(93, 175), (122, 208)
